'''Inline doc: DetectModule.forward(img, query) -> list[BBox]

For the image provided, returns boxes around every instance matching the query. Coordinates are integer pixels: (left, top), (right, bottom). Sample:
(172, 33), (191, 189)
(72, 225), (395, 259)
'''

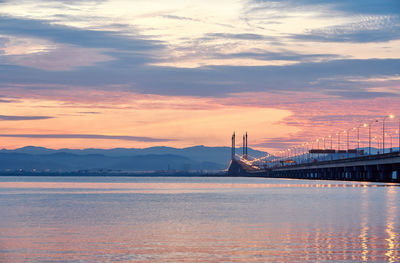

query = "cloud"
(0, 115), (53, 120)
(0, 98), (17, 103)
(0, 16), (163, 53)
(254, 137), (306, 150)
(214, 50), (343, 62)
(0, 11), (399, 100)
(204, 33), (276, 41)
(249, 0), (400, 15)
(0, 16), (165, 70)
(0, 36), (9, 46)
(291, 15), (400, 43)
(77, 111), (101, 114)
(0, 58), (399, 99)
(6, 44), (113, 71)
(309, 114), (382, 123)
(0, 134), (174, 142)
(163, 15), (199, 22)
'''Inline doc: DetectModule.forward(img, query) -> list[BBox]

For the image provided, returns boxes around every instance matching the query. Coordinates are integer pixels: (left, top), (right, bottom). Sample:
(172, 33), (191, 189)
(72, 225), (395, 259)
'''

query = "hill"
(0, 146), (268, 172)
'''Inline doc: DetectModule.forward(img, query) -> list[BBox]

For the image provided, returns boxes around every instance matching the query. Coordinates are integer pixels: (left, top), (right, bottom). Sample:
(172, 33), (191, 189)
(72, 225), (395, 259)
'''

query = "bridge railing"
(254, 149), (400, 170)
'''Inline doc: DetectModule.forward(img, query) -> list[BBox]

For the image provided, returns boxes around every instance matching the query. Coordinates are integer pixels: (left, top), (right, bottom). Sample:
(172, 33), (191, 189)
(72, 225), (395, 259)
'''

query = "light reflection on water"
(0, 176), (399, 262)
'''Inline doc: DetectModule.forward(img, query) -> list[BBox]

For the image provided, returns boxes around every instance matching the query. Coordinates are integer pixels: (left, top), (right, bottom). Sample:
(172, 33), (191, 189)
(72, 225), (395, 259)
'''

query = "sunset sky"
(0, 0), (400, 153)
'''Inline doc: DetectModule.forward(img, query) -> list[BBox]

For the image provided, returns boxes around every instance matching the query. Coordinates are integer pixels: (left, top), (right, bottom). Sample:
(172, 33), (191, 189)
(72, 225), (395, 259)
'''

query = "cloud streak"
(0, 115), (53, 120)
(0, 16), (162, 51)
(291, 15), (400, 43)
(0, 134), (174, 142)
(249, 0), (400, 15)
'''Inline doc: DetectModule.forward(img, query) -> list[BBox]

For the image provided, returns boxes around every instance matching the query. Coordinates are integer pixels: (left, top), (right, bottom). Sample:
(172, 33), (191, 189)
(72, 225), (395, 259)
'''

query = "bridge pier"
(393, 163), (400, 182)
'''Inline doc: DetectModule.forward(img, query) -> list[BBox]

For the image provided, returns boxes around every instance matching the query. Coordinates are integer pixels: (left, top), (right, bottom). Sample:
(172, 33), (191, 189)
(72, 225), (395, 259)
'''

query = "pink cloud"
(1, 84), (399, 153)
(213, 92), (400, 152)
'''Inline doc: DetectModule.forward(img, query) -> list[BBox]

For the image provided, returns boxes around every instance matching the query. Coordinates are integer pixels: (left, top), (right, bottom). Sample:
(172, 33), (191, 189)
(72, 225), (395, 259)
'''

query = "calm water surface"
(0, 176), (399, 262)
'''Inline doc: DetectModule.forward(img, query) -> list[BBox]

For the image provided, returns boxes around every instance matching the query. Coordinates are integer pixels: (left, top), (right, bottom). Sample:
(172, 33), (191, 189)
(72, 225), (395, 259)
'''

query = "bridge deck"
(228, 152), (400, 182)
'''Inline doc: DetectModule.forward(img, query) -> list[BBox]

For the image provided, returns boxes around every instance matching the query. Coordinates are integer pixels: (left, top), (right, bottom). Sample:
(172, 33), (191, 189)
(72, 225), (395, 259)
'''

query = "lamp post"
(337, 132), (340, 160)
(382, 114), (395, 154)
(374, 137), (381, 154)
(356, 126), (360, 156)
(311, 141), (314, 162)
(368, 120), (378, 155)
(345, 129), (349, 158)
(352, 127), (357, 156)
(357, 123), (367, 156)
(385, 133), (393, 152)
(292, 147), (295, 165)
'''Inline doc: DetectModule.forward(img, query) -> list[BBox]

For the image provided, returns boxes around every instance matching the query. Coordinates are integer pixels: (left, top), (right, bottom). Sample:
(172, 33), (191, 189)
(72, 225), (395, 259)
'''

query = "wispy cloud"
(204, 33), (276, 41)
(214, 50), (343, 62)
(6, 44), (113, 71)
(248, 0), (400, 15)
(0, 98), (17, 103)
(291, 15), (400, 43)
(254, 137), (306, 150)
(0, 134), (174, 142)
(0, 115), (53, 120)
(162, 15), (199, 22)
(77, 111), (101, 114)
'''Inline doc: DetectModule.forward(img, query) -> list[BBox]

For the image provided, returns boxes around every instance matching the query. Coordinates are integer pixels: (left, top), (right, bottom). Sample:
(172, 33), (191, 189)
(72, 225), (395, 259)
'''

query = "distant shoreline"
(0, 171), (228, 177)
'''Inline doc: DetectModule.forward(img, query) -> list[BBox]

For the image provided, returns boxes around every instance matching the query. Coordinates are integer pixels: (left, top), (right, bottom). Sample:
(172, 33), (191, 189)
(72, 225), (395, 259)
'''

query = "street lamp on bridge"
(385, 133), (393, 152)
(357, 123), (367, 156)
(382, 114), (395, 154)
(367, 120), (379, 155)
(344, 129), (349, 158)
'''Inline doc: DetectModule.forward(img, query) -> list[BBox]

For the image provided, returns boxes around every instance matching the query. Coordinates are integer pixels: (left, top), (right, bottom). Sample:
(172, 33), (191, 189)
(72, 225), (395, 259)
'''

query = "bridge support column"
(377, 164), (393, 182)
(344, 167), (352, 180)
(393, 164), (400, 182)
(366, 165), (378, 181)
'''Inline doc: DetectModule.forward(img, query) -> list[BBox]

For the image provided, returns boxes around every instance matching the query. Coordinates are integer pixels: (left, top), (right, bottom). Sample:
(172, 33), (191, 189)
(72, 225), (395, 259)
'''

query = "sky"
(0, 0), (400, 154)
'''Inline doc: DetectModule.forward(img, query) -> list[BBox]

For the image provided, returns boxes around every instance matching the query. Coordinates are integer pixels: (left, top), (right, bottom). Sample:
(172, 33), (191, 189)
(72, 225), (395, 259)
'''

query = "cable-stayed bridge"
(227, 131), (400, 183)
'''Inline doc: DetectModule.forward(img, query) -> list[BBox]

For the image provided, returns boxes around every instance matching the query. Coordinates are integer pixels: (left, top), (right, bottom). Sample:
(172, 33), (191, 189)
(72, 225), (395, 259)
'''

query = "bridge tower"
(231, 132), (236, 159)
(242, 132), (248, 159)
(242, 135), (245, 156)
(245, 132), (248, 157)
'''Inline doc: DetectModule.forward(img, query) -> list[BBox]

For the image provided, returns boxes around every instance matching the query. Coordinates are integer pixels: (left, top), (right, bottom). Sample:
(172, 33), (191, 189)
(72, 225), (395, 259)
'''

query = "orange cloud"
(0, 90), (294, 150)
(0, 87), (399, 154)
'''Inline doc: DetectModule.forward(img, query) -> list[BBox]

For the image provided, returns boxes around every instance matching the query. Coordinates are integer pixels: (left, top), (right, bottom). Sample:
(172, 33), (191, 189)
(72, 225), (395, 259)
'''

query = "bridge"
(227, 131), (400, 183)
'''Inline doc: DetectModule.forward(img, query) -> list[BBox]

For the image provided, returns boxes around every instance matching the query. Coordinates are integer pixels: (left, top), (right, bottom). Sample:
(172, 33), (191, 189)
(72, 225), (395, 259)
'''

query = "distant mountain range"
(0, 146), (267, 172)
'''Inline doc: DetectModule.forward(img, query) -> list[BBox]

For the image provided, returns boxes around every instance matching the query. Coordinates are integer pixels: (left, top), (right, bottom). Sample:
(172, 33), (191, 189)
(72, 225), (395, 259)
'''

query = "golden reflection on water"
(385, 186), (399, 263)
(360, 186), (369, 262)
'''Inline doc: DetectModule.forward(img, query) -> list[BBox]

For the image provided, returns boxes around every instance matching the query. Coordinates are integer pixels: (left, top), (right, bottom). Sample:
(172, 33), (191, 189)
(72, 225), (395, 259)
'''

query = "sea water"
(0, 176), (399, 262)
